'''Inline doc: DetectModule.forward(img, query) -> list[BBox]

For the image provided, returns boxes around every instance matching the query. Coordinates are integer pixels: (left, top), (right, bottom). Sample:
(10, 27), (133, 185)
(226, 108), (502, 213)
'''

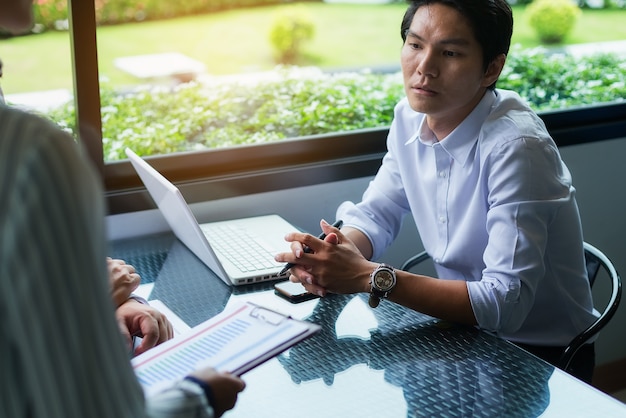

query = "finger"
(129, 273), (141, 291)
(303, 282), (326, 297)
(108, 258), (125, 267)
(135, 339), (155, 356)
(135, 317), (160, 355)
(159, 315), (174, 343)
(232, 374), (246, 392)
(320, 219), (342, 234)
(274, 246), (314, 265)
(320, 220), (348, 244)
(283, 231), (322, 253)
(283, 238), (305, 258)
(166, 320), (174, 341)
(289, 269), (326, 297)
(324, 232), (339, 245)
(274, 231), (308, 264)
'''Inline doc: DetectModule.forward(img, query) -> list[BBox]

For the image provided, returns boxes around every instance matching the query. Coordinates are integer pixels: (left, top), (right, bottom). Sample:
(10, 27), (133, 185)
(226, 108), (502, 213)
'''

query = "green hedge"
(500, 46), (626, 110)
(46, 48), (626, 161)
(30, 0), (318, 30)
(49, 67), (404, 160)
(18, 0), (626, 33)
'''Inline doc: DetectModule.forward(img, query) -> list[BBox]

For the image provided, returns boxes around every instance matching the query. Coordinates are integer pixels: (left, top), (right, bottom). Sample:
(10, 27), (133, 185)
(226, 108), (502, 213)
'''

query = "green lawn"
(1, 3), (625, 94)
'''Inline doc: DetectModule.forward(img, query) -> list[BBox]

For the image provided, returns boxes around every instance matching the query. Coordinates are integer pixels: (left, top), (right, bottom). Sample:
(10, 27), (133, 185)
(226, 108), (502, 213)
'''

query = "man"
(0, 1), (244, 416)
(276, 0), (597, 383)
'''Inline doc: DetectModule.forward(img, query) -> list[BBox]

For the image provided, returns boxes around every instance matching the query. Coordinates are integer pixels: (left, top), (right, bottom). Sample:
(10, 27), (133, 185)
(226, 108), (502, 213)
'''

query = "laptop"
(126, 147), (299, 286)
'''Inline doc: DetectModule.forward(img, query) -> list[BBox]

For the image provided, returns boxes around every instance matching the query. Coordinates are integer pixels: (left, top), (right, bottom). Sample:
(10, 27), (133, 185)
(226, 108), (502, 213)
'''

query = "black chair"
(400, 242), (622, 374)
(558, 242), (622, 371)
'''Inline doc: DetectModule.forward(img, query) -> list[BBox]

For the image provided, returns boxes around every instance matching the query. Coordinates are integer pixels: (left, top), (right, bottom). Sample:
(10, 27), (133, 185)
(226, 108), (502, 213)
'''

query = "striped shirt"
(0, 104), (215, 418)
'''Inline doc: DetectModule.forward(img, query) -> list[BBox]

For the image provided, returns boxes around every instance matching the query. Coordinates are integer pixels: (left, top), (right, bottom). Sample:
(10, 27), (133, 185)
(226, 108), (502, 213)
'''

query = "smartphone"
(274, 281), (319, 303)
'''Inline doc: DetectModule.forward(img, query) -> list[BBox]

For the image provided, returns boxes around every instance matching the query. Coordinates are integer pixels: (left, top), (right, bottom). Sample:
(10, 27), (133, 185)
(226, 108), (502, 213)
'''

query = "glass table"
(111, 233), (626, 418)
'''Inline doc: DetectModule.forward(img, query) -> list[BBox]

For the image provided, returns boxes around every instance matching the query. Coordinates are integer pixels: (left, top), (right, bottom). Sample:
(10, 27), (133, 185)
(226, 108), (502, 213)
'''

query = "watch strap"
(368, 263), (396, 308)
(368, 293), (381, 308)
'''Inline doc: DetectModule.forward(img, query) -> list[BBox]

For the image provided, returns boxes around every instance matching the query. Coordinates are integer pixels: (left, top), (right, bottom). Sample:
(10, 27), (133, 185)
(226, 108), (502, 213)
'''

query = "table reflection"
(275, 294), (552, 417)
(111, 233), (626, 418)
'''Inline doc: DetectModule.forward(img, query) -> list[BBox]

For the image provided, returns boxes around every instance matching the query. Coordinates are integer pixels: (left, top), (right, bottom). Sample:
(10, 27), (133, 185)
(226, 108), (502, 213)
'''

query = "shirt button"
(434, 258), (440, 264)
(439, 216), (446, 223)
(438, 171), (446, 178)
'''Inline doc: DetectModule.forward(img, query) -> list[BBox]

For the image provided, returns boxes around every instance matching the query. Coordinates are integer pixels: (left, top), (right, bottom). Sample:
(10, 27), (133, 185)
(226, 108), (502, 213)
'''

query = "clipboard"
(131, 302), (320, 396)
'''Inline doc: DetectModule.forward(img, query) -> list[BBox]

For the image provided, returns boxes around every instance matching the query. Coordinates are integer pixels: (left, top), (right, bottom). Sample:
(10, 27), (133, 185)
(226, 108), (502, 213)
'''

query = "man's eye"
(444, 50), (458, 57)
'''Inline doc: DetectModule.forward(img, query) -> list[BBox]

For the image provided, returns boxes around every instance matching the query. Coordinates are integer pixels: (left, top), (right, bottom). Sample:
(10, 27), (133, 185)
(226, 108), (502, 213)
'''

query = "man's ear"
(483, 53), (506, 87)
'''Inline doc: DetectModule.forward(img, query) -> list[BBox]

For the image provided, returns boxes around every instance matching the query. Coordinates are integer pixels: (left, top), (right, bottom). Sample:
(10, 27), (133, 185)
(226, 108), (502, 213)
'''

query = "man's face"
(401, 3), (500, 136)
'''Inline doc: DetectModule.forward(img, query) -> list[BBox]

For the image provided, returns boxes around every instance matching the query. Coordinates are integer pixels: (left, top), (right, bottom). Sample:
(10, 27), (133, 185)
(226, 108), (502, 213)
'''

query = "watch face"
(374, 269), (395, 291)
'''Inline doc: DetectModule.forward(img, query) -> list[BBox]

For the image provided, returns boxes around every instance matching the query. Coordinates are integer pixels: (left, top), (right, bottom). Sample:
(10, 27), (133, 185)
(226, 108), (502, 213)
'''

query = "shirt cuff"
(183, 376), (216, 407)
(128, 294), (148, 305)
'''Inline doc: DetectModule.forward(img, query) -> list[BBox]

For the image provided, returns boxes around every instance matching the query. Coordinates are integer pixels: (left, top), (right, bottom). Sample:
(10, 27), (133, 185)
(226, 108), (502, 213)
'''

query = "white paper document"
(132, 302), (320, 396)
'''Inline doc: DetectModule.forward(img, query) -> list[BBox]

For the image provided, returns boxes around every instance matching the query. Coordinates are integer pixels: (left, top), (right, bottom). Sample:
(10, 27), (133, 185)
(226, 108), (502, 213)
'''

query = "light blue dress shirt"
(337, 89), (597, 346)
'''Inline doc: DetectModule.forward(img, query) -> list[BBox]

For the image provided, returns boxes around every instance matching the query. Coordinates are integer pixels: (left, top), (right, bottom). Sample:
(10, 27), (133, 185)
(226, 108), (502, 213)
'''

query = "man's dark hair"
(401, 0), (513, 89)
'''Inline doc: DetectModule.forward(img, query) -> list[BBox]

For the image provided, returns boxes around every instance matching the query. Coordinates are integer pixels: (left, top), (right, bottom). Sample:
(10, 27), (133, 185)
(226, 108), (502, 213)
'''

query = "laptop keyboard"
(202, 223), (284, 273)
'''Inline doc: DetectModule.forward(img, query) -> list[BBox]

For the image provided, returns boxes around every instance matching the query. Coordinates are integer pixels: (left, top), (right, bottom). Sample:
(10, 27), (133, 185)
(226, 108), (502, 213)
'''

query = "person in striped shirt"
(0, 1), (245, 416)
(1, 10), (173, 360)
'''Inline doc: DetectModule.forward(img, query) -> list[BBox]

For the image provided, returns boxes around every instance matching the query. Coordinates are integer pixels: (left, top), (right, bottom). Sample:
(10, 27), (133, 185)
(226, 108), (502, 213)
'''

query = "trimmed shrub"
(269, 6), (316, 64)
(526, 0), (582, 44)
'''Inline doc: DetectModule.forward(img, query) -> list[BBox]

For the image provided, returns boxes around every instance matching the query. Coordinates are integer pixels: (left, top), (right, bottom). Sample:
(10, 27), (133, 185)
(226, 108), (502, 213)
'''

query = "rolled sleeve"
(469, 134), (572, 335)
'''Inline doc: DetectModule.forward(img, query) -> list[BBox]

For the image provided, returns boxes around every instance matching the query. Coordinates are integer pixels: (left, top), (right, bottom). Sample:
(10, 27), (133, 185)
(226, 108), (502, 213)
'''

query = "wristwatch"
(368, 263), (396, 308)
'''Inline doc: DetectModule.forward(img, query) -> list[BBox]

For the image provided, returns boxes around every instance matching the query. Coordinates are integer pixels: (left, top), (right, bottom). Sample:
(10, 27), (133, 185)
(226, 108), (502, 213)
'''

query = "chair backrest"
(558, 242), (622, 371)
(400, 243), (622, 373)
(400, 250), (431, 272)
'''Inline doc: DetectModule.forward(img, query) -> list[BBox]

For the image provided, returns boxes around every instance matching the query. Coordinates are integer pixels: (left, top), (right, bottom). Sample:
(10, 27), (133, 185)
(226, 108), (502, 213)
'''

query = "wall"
(559, 136), (626, 366)
(107, 136), (626, 367)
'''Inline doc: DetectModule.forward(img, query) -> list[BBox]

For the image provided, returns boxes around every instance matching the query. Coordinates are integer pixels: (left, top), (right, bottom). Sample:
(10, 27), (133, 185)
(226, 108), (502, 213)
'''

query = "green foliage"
(527, 0), (582, 44)
(269, 6), (316, 64)
(46, 49), (626, 160)
(48, 67), (403, 160)
(27, 0), (309, 31)
(32, 0), (68, 29)
(510, 0), (625, 6)
(20, 0), (626, 35)
(575, 0), (626, 8)
(499, 46), (626, 111)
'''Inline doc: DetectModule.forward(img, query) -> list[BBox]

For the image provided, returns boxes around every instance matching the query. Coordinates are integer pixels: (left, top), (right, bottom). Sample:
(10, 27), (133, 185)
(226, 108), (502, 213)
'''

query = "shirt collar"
(404, 117), (430, 146)
(406, 90), (497, 167)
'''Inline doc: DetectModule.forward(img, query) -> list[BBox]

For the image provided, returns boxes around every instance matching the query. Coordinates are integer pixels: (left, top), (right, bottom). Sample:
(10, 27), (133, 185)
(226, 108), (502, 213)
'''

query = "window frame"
(70, 1), (626, 216)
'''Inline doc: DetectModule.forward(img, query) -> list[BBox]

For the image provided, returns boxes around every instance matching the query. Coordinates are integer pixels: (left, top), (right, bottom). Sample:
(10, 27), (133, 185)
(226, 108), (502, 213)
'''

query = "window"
(3, 1), (625, 215)
(1, 4), (73, 118)
(89, 1), (401, 214)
